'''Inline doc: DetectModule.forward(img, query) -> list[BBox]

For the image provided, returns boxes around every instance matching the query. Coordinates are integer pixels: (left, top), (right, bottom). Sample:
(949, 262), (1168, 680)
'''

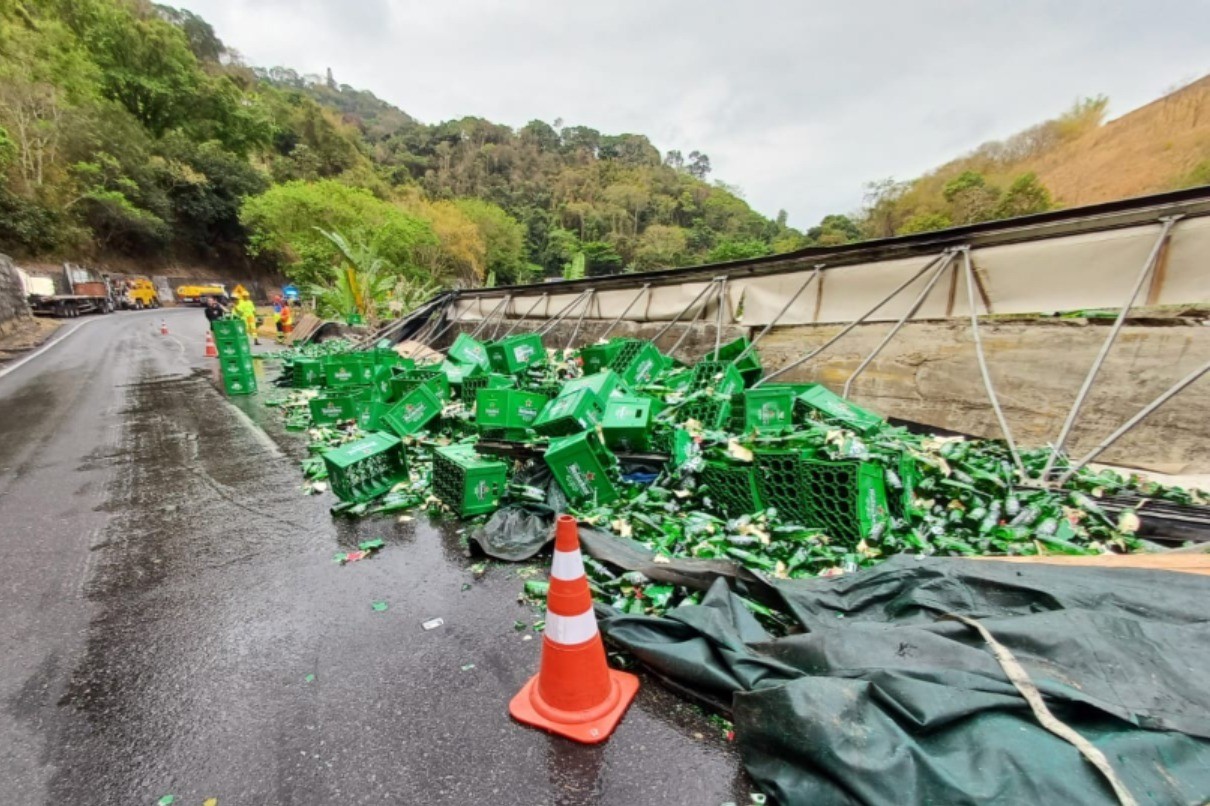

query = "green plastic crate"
(354, 353), (378, 385)
(324, 355), (363, 388)
(381, 385), (443, 436)
(322, 432), (408, 503)
(754, 450), (814, 525)
(357, 400), (391, 432)
(798, 458), (890, 543)
(579, 340), (628, 374)
(389, 368), (450, 401)
(309, 390), (362, 424)
(222, 370), (257, 396)
(794, 384), (885, 435)
(705, 337), (763, 387)
(486, 333), (545, 375)
(601, 395), (660, 451)
(214, 333), (251, 358)
(609, 340), (664, 386)
(440, 359), (483, 395)
(532, 387), (604, 436)
(462, 373), (516, 400)
(221, 354), (256, 378)
(210, 318), (246, 339)
(292, 358), (324, 388)
(743, 386), (800, 433)
(475, 388), (550, 439)
(447, 333), (491, 370)
(371, 365), (397, 401)
(560, 370), (630, 402)
(700, 459), (763, 518)
(665, 369), (694, 392)
(690, 360), (746, 395)
(674, 394), (732, 430)
(544, 430), (619, 504)
(431, 444), (508, 516)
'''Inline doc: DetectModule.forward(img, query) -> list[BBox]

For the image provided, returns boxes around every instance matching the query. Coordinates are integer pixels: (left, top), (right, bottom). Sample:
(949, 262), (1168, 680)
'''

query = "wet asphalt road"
(0, 309), (750, 805)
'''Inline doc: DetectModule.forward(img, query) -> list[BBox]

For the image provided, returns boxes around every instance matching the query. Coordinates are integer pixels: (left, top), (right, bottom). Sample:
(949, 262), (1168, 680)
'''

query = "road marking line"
(0, 318), (95, 380)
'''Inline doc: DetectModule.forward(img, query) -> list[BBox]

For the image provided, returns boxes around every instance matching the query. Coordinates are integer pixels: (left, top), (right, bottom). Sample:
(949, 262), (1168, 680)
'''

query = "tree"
(808, 214), (861, 245)
(453, 198), (528, 285)
(687, 150), (711, 179)
(240, 180), (437, 286)
(942, 171), (1000, 224)
(861, 177), (908, 238)
(993, 172), (1052, 218)
(708, 237), (770, 263)
(897, 212), (953, 235)
(635, 224), (688, 269)
(309, 228), (395, 321)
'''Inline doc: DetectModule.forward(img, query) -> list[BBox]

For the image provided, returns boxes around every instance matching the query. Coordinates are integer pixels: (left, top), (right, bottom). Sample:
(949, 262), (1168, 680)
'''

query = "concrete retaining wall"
(0, 254), (31, 336)
(445, 314), (1210, 473)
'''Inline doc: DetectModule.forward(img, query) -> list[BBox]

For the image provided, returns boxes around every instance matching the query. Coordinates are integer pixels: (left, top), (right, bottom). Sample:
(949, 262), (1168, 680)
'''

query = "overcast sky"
(180, 0), (1208, 229)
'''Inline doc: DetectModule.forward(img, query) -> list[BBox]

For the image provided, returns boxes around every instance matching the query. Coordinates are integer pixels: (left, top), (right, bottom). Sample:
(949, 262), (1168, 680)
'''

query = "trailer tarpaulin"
(598, 555), (1210, 805)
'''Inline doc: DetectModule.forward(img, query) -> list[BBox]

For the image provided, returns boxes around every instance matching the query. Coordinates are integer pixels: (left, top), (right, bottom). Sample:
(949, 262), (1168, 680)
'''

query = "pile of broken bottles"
(262, 330), (1204, 615)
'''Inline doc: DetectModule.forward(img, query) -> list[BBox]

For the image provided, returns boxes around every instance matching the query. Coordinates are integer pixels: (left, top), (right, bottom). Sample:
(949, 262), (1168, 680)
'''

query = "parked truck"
(24, 263), (118, 317)
(176, 283), (229, 305)
(112, 276), (161, 309)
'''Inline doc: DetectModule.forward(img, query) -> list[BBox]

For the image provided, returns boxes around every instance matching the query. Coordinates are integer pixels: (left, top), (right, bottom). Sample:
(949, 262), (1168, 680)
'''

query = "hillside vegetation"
(0, 0), (801, 298)
(2, 0), (1207, 306)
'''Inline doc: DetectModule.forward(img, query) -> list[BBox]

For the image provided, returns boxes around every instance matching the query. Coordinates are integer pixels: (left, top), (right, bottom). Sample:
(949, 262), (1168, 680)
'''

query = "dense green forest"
(0, 0), (810, 294)
(0, 0), (1080, 304)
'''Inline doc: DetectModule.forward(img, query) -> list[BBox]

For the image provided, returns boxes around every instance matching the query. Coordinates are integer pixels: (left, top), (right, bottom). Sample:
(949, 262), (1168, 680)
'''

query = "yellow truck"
(121, 278), (161, 309)
(176, 283), (230, 305)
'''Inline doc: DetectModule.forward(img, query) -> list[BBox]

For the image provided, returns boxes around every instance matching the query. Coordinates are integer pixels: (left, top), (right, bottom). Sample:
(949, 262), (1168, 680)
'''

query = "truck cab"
(123, 278), (160, 309)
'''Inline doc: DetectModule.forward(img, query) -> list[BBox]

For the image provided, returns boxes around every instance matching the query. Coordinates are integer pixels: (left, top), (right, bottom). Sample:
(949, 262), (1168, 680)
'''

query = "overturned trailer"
(382, 186), (1210, 477)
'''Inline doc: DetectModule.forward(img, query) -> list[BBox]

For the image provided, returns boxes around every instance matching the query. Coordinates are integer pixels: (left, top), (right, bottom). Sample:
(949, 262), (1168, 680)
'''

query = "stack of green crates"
(431, 444), (508, 516)
(212, 318), (256, 396)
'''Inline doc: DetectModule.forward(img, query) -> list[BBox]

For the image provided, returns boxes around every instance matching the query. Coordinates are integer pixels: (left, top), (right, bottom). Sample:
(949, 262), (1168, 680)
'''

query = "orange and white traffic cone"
(509, 514), (639, 744)
(160, 319), (168, 335)
(204, 331), (217, 358)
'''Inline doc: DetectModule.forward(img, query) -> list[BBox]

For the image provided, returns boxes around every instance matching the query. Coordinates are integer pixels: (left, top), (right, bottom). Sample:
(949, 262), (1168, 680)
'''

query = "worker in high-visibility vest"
(233, 295), (259, 345)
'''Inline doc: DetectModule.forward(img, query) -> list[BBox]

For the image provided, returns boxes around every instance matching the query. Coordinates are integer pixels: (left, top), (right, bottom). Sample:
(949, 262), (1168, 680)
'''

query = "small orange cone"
(204, 331), (217, 357)
(160, 319), (168, 335)
(509, 514), (638, 744)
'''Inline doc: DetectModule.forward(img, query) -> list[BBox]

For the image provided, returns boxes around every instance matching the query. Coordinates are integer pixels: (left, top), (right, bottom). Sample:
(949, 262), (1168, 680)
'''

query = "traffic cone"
(509, 514), (638, 744)
(160, 319), (168, 335)
(204, 331), (217, 358)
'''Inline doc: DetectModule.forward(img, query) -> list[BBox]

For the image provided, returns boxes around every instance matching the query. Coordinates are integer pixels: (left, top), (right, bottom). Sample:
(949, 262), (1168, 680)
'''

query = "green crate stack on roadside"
(431, 444), (508, 517)
(211, 318), (257, 396)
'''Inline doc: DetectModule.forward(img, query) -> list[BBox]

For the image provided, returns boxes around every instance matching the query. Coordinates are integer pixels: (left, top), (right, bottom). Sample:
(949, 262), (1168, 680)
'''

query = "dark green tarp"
(598, 556), (1210, 805)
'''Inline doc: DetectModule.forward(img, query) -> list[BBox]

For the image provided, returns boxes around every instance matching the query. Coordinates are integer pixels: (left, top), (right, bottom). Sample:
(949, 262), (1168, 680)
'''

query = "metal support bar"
(755, 253), (948, 387)
(1055, 357), (1210, 486)
(651, 279), (720, 343)
(1040, 215), (1181, 480)
(962, 247), (1025, 475)
(468, 295), (510, 339)
(537, 290), (592, 337)
(843, 252), (954, 399)
(565, 289), (595, 352)
(502, 293), (548, 338)
(668, 282), (717, 357)
(713, 277), (728, 356)
(488, 294), (514, 341)
(730, 266), (822, 368)
(599, 283), (651, 341)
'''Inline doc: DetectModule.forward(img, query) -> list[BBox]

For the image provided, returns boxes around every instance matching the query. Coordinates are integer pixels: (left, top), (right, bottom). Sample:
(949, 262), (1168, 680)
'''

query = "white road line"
(0, 318), (96, 381)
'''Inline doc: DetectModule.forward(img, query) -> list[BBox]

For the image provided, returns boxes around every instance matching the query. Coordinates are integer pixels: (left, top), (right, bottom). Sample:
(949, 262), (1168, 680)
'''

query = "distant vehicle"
(120, 277), (161, 309)
(176, 283), (230, 305)
(24, 263), (118, 317)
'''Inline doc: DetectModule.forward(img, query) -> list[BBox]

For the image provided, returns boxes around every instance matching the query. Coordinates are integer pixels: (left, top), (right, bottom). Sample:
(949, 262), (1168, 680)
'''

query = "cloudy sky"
(181, 0), (1208, 228)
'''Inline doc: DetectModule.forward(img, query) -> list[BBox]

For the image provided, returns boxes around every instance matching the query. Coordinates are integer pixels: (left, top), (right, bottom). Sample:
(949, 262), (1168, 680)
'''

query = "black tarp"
(598, 556), (1210, 805)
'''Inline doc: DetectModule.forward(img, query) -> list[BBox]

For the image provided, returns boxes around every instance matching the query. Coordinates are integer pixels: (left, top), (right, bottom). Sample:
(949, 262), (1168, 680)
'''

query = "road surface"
(0, 308), (750, 804)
